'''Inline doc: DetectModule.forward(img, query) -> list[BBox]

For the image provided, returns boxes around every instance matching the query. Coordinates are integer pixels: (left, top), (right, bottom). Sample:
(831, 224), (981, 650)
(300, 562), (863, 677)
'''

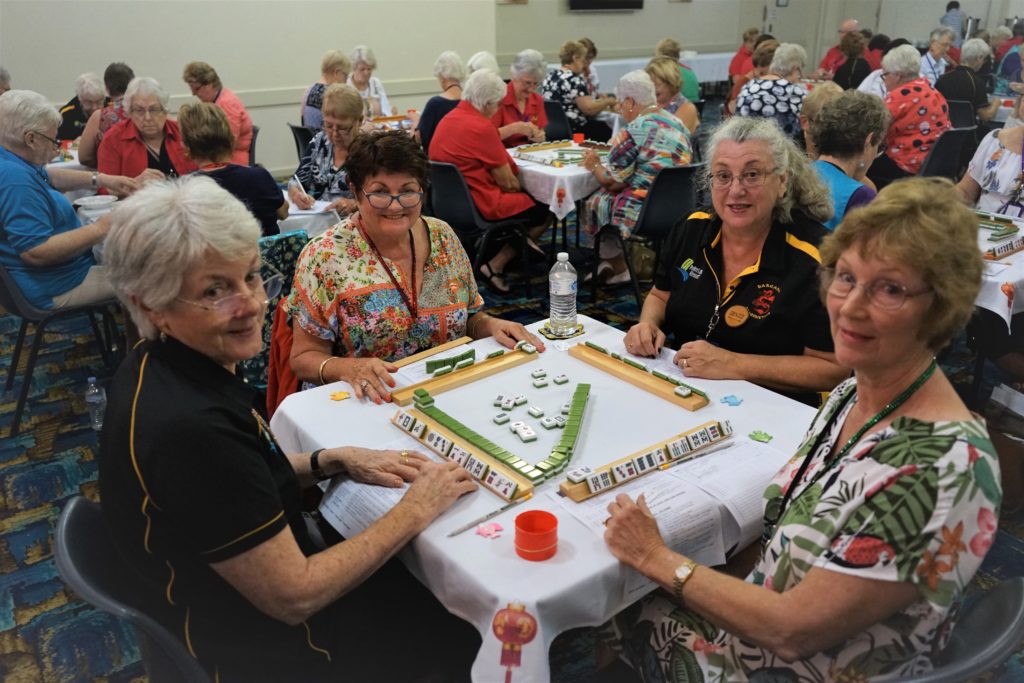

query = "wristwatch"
(672, 558), (698, 604)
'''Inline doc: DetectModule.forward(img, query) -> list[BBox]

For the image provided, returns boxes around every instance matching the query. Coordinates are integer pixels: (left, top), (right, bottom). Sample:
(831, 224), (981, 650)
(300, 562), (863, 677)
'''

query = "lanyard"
(761, 359), (937, 547)
(996, 142), (1024, 216)
(356, 214), (419, 318)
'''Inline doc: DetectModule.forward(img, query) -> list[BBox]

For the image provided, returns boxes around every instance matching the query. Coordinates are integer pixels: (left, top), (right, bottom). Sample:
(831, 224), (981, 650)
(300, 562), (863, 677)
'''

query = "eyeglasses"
(130, 106), (166, 118)
(821, 268), (932, 310)
(362, 190), (424, 209)
(709, 168), (777, 189)
(323, 120), (358, 135)
(176, 270), (284, 317)
(31, 130), (60, 150)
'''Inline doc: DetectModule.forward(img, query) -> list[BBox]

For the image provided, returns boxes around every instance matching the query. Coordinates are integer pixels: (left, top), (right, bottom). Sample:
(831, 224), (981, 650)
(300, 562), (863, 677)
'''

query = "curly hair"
(811, 90), (890, 158)
(345, 129), (429, 192)
(819, 177), (983, 350)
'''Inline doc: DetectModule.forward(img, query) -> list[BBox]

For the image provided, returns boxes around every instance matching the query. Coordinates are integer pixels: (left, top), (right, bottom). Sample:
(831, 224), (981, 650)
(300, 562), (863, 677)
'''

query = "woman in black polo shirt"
(98, 175), (479, 681)
(623, 116), (848, 404)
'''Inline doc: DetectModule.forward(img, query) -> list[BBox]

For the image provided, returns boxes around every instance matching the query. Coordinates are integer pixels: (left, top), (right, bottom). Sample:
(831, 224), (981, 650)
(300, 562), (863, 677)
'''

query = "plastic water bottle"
(549, 252), (578, 337)
(85, 377), (106, 431)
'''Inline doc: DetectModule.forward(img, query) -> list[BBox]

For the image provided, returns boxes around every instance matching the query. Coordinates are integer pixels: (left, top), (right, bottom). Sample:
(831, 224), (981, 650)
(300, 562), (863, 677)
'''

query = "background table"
(270, 315), (815, 683)
(560, 52), (733, 91)
(513, 148), (600, 221)
(279, 190), (341, 237)
(977, 227), (1024, 330)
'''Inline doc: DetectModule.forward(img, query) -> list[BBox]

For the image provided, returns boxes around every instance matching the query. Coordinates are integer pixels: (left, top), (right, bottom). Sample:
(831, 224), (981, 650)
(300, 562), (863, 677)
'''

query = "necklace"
(761, 358), (937, 547)
(356, 214), (418, 318)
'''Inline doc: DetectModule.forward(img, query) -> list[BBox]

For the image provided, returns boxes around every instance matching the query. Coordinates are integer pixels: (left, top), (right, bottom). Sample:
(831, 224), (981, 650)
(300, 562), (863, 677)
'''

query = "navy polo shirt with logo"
(655, 210), (834, 401)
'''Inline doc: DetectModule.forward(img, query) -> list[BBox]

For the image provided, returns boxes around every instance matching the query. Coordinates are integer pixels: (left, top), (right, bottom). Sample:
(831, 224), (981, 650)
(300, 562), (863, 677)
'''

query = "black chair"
(248, 124), (260, 166)
(543, 100), (573, 141)
(0, 264), (120, 437)
(427, 161), (533, 297)
(904, 577), (1024, 682)
(692, 99), (706, 117)
(917, 127), (977, 181)
(946, 100), (977, 129)
(591, 163), (706, 309)
(55, 496), (214, 683)
(287, 123), (315, 165)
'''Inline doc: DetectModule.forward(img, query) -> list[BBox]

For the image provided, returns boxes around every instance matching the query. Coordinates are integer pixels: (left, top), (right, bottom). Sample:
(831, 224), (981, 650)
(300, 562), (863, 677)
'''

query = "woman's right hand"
(338, 357), (399, 403)
(624, 322), (665, 358)
(288, 183), (315, 210)
(399, 460), (478, 529)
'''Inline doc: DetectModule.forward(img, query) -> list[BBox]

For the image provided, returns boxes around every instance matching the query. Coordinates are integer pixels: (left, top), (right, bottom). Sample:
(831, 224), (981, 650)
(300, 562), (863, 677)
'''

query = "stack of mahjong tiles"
(559, 418), (734, 502)
(569, 341), (709, 411)
(976, 210), (1024, 259)
(425, 348), (480, 377)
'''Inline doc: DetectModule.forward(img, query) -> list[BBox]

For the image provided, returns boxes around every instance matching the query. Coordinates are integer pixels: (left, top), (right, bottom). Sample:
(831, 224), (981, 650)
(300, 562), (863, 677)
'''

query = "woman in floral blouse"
(288, 131), (543, 403)
(288, 83), (363, 217)
(601, 178), (1001, 682)
(541, 40), (617, 141)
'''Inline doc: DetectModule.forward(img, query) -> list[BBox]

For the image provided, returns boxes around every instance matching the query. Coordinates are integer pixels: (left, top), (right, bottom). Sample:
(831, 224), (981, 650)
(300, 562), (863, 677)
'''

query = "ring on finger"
(400, 451), (409, 464)
(360, 379), (370, 390)
(682, 358), (689, 369)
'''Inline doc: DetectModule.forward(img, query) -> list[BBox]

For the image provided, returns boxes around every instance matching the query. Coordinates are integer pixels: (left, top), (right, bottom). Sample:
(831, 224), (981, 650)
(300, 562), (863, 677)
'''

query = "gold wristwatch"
(672, 558), (698, 604)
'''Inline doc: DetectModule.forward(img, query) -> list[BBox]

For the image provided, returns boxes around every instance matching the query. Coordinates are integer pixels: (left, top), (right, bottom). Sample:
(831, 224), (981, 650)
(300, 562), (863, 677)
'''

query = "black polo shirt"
(655, 210), (834, 403)
(57, 96), (91, 141)
(935, 65), (988, 112)
(98, 337), (332, 680)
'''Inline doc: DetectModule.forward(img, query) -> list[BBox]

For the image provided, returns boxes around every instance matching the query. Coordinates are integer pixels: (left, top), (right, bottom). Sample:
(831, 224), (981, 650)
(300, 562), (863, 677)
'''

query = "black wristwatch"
(310, 449), (331, 481)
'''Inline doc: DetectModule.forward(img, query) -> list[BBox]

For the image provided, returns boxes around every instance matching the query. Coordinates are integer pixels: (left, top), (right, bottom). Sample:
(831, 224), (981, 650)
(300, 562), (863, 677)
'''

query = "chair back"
(693, 99), (706, 117)
(632, 163), (706, 243)
(287, 123), (315, 164)
(946, 100), (976, 128)
(428, 161), (487, 235)
(0, 261), (46, 321)
(903, 577), (1024, 682)
(54, 496), (214, 683)
(248, 124), (260, 166)
(543, 100), (573, 141)
(918, 127), (976, 181)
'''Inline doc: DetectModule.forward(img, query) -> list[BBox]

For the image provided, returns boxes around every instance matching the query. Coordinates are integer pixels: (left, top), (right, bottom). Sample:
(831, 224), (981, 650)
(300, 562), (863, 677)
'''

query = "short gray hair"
(615, 70), (656, 107)
(930, 26), (957, 43)
(433, 51), (467, 83)
(350, 45), (377, 70)
(705, 116), (832, 225)
(992, 26), (1013, 43)
(467, 51), (500, 75)
(510, 49), (546, 82)
(103, 175), (261, 340)
(0, 90), (61, 149)
(0, 67), (10, 88)
(769, 43), (807, 76)
(960, 38), (991, 66)
(75, 73), (104, 100)
(881, 44), (922, 78)
(463, 69), (506, 111)
(123, 77), (169, 112)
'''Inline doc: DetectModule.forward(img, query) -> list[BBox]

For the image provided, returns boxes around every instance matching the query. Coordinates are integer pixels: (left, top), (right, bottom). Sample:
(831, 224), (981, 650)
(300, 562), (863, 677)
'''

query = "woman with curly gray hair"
(811, 90), (890, 229)
(624, 115), (845, 405)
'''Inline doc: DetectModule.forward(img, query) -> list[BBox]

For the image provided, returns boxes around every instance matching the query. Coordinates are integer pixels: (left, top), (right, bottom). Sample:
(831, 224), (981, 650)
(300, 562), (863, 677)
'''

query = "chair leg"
(518, 233), (532, 300)
(5, 318), (28, 392)
(9, 321), (46, 438)
(88, 313), (114, 370)
(621, 237), (643, 311)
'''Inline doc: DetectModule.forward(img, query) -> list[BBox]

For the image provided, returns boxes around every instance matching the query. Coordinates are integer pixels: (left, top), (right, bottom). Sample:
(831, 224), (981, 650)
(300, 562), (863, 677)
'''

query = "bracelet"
(318, 356), (336, 385)
(309, 449), (331, 481)
(91, 171), (99, 191)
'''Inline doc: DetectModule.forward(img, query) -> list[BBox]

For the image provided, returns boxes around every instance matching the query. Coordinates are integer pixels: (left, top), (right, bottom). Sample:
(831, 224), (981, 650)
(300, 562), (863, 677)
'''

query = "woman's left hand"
(604, 493), (666, 573)
(325, 197), (358, 215)
(674, 340), (742, 380)
(485, 318), (546, 352)
(581, 150), (601, 172)
(332, 447), (430, 488)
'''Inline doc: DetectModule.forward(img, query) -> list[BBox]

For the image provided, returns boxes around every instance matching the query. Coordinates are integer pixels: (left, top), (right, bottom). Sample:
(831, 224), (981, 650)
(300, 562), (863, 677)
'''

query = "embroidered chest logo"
(749, 284), (780, 319)
(677, 257), (702, 281)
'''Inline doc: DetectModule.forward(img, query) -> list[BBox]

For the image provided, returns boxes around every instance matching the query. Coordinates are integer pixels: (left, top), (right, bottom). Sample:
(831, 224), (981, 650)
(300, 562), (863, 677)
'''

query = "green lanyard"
(761, 358), (937, 547)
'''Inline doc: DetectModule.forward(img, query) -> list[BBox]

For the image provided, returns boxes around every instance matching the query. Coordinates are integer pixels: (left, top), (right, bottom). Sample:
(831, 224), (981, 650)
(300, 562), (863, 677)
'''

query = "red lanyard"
(356, 214), (418, 318)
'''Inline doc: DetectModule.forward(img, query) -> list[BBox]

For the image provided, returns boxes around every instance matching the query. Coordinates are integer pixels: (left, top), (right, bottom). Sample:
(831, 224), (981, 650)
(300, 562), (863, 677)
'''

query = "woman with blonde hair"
(655, 37), (700, 101)
(301, 50), (351, 129)
(645, 56), (699, 134)
(541, 40), (617, 141)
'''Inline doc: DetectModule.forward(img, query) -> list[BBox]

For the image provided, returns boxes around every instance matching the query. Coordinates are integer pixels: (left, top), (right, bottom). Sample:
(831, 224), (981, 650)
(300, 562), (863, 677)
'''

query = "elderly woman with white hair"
(921, 26), (957, 86)
(301, 49), (351, 129)
(57, 72), (106, 141)
(493, 48), (548, 147)
(736, 42), (809, 136)
(936, 37), (1001, 121)
(624, 116), (846, 405)
(98, 77), (196, 186)
(415, 50), (467, 153)
(466, 50), (500, 75)
(0, 90), (144, 309)
(348, 45), (392, 117)
(97, 174), (482, 681)
(580, 70), (692, 282)
(868, 44), (950, 188)
(431, 69), (552, 293)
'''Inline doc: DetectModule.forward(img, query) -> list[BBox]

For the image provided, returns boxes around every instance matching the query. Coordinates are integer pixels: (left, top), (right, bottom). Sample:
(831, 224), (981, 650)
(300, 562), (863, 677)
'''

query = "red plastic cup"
(572, 132), (585, 144)
(515, 510), (558, 561)
(1005, 99), (1015, 107)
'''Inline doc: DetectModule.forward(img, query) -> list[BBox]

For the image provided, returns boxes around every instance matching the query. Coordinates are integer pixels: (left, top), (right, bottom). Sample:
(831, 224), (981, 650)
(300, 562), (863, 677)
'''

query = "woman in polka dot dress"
(735, 43), (809, 137)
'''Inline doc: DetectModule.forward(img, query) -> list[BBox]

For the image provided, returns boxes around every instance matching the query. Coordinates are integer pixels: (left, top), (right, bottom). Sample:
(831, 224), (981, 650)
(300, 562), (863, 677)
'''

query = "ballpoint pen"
(446, 494), (533, 538)
(661, 440), (735, 470)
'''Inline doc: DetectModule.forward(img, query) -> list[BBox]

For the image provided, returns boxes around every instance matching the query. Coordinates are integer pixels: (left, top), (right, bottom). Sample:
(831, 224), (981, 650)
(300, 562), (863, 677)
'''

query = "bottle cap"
(556, 252), (568, 261)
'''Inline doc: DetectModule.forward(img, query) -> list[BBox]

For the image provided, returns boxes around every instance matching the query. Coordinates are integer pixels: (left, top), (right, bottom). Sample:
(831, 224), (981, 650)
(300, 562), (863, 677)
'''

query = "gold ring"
(400, 451), (409, 464)
(683, 358), (688, 369)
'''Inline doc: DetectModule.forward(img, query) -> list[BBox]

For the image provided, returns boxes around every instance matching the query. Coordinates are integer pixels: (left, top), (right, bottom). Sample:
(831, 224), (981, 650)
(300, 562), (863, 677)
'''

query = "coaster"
(537, 323), (585, 340)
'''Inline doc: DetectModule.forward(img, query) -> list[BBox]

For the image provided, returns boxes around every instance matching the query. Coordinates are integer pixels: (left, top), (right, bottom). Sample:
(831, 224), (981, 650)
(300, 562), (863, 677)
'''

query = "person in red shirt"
(492, 49), (547, 147)
(431, 70), (550, 293)
(729, 27), (760, 85)
(865, 33), (890, 71)
(995, 23), (1024, 64)
(816, 18), (861, 79)
(182, 61), (253, 166)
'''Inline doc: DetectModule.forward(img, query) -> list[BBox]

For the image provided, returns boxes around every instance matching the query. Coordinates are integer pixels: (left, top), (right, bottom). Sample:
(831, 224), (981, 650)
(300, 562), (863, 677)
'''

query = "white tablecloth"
(568, 52), (733, 91)
(977, 227), (1024, 329)
(270, 315), (815, 683)
(279, 190), (341, 237)
(513, 146), (601, 220)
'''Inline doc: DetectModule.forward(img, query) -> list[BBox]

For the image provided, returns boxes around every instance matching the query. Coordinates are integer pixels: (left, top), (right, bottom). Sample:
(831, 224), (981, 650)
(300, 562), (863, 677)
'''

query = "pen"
(290, 174), (310, 199)
(446, 494), (533, 537)
(661, 440), (734, 470)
